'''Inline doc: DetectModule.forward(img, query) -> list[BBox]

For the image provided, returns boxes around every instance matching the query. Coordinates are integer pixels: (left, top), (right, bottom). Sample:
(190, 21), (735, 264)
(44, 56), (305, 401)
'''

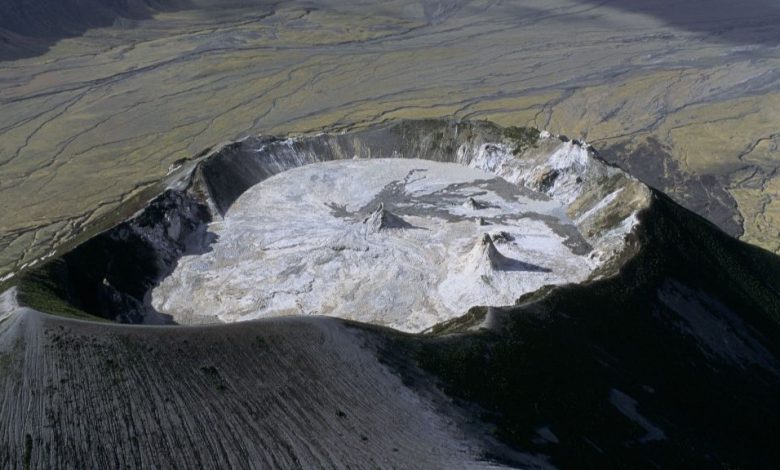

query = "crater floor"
(152, 158), (598, 331)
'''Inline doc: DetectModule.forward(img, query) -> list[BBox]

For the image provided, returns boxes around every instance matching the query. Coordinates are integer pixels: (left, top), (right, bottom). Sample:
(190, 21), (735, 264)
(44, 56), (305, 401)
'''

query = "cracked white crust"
(153, 147), (643, 332)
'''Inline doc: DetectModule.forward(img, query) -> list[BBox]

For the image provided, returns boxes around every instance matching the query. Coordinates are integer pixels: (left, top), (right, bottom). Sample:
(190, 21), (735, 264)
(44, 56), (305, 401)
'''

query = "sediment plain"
(1, 0), (779, 282)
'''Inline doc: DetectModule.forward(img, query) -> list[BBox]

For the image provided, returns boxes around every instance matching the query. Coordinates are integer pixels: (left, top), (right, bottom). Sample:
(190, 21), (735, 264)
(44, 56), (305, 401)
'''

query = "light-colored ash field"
(153, 152), (626, 330)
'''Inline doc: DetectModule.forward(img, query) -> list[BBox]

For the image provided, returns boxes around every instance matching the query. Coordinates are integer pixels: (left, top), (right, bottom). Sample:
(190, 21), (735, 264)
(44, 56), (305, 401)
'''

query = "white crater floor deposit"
(153, 159), (599, 332)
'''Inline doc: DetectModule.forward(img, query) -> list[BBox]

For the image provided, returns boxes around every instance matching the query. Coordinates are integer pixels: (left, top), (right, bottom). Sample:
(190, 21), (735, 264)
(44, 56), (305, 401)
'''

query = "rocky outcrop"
(17, 189), (212, 324)
(463, 197), (487, 210)
(490, 231), (513, 244)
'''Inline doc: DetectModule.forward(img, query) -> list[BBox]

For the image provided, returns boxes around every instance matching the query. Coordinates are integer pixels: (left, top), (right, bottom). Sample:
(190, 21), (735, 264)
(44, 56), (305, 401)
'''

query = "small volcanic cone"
(362, 203), (412, 233)
(463, 197), (487, 210)
(463, 234), (513, 273)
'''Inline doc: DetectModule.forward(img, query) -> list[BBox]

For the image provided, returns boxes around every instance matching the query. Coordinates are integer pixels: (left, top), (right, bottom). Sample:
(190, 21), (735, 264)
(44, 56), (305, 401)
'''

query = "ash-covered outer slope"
(0, 295), (532, 469)
(1, 120), (780, 468)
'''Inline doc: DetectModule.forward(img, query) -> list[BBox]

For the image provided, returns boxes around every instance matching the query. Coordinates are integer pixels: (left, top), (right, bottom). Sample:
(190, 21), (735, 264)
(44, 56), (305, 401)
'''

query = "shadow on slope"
(17, 189), (216, 324)
(393, 191), (780, 469)
(0, 0), (194, 61)
(571, 0), (780, 45)
(0, 0), (276, 61)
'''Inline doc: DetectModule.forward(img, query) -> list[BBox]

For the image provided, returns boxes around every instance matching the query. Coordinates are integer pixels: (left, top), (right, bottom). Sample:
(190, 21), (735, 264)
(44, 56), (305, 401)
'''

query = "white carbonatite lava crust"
(152, 158), (606, 332)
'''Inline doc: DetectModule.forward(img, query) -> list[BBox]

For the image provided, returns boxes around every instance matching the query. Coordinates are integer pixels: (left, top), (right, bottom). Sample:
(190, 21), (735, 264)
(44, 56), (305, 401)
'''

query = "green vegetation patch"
(16, 260), (104, 321)
(503, 126), (540, 156)
(426, 306), (489, 336)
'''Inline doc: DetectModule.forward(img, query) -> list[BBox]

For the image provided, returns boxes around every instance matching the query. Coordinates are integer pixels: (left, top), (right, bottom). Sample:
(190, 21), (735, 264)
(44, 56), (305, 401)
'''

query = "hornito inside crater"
(152, 158), (601, 332)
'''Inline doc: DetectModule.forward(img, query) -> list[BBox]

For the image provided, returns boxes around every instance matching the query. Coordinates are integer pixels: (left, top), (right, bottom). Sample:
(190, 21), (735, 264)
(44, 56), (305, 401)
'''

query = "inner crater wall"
(16, 120), (651, 325)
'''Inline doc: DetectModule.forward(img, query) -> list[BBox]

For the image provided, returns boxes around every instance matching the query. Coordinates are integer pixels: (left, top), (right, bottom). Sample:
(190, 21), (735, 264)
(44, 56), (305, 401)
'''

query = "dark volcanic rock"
(19, 189), (214, 324)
